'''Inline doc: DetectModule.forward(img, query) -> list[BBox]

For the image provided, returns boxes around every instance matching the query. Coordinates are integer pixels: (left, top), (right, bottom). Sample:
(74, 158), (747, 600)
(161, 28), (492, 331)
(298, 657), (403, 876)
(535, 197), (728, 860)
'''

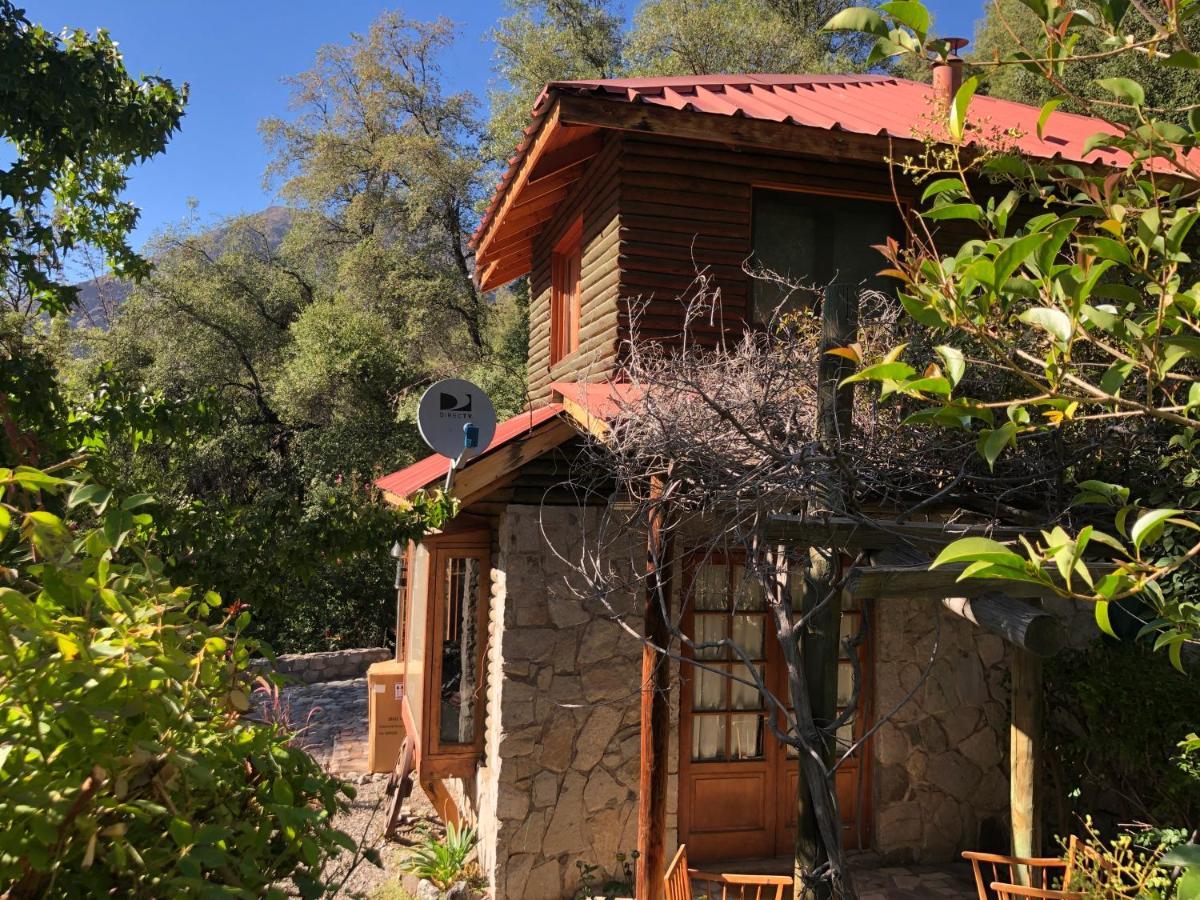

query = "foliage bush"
(1044, 640), (1200, 840)
(0, 464), (359, 897)
(397, 821), (480, 892)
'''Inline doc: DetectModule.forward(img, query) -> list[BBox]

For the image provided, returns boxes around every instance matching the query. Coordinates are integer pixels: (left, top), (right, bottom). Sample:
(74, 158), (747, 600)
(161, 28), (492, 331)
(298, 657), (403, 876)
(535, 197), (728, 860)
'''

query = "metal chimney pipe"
(932, 37), (969, 104)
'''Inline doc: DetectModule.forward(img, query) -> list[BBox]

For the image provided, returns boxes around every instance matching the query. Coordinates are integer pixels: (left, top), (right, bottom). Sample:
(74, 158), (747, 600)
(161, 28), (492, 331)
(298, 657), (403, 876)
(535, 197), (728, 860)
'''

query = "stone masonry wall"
(255, 647), (391, 685)
(483, 505), (645, 900)
(872, 595), (1101, 863)
(872, 600), (1011, 863)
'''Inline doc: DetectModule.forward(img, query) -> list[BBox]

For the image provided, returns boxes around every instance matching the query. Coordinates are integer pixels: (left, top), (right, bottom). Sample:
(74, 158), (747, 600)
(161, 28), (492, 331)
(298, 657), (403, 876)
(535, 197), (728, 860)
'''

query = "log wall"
(524, 129), (977, 403)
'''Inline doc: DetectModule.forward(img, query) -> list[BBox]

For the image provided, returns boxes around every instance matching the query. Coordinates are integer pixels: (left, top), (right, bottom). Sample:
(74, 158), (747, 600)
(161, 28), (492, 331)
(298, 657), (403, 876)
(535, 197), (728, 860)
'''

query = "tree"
(487, 0), (624, 161)
(0, 1), (185, 317)
(262, 14), (495, 352)
(971, 0), (1200, 125)
(826, 0), (1200, 658)
(625, 0), (875, 77)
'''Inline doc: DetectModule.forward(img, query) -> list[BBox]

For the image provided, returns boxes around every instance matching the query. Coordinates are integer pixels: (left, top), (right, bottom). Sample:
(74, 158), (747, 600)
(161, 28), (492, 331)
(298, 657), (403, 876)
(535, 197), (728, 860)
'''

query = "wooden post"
(1010, 646), (1043, 885)
(637, 492), (673, 900)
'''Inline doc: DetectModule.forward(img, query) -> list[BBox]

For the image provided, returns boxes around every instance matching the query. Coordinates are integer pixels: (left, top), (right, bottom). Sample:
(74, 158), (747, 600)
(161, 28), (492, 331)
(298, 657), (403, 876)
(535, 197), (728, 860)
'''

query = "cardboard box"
(367, 660), (407, 773)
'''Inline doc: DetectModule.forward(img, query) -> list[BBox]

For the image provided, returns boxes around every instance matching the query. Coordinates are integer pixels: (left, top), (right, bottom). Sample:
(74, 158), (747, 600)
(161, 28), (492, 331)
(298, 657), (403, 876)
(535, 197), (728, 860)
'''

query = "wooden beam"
(556, 92), (913, 167)
(475, 102), (562, 262)
(636, 481), (672, 900)
(942, 594), (1062, 657)
(451, 419), (577, 507)
(766, 516), (1035, 550)
(845, 562), (1118, 603)
(1010, 647), (1043, 883)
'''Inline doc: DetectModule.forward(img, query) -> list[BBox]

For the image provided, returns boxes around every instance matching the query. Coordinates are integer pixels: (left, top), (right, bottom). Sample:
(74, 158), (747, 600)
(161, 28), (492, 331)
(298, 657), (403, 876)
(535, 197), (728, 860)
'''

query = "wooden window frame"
(419, 527), (491, 778)
(550, 216), (583, 367)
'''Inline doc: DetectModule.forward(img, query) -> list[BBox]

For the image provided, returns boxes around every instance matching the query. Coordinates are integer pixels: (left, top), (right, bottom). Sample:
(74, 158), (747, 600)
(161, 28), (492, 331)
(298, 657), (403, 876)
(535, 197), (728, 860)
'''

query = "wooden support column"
(1010, 646), (1043, 884)
(637, 489), (672, 900)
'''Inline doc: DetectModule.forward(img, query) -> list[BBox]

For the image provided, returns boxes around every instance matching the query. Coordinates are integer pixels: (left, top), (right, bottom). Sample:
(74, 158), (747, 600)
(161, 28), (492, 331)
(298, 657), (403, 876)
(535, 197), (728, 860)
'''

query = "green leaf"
(931, 536), (1025, 568)
(923, 203), (983, 222)
(935, 346), (965, 386)
(977, 421), (1018, 471)
(1164, 50), (1200, 69)
(1082, 131), (1117, 156)
(1130, 508), (1182, 552)
(272, 777), (295, 806)
(949, 75), (979, 141)
(920, 177), (966, 203)
(840, 361), (917, 385)
(1162, 844), (1200, 868)
(120, 493), (155, 511)
(1036, 98), (1063, 140)
(1176, 867), (1200, 900)
(1095, 600), (1117, 637)
(881, 1), (930, 37)
(823, 7), (890, 36)
(1077, 235), (1131, 264)
(901, 376), (952, 395)
(1019, 307), (1072, 342)
(1095, 77), (1145, 106)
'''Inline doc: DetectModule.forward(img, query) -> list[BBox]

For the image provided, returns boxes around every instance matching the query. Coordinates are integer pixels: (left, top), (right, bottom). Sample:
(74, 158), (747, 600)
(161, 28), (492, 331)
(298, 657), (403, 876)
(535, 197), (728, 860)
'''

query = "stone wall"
(871, 596), (1101, 862)
(483, 505), (645, 900)
(256, 647), (391, 685)
(872, 599), (1011, 862)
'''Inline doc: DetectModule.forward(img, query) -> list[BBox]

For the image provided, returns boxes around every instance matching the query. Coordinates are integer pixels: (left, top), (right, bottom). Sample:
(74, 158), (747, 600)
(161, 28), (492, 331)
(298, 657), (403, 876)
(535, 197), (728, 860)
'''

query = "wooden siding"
(523, 129), (978, 401)
(614, 133), (919, 348)
(527, 132), (623, 402)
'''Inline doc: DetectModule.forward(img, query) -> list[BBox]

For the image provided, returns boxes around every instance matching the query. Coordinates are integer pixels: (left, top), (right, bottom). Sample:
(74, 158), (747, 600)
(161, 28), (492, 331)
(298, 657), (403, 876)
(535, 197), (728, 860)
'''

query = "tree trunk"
(795, 549), (845, 900)
(762, 547), (856, 900)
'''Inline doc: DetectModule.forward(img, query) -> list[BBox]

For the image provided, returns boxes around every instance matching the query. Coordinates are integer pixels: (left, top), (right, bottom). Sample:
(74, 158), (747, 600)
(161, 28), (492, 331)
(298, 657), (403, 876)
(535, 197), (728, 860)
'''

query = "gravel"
(322, 776), (440, 899)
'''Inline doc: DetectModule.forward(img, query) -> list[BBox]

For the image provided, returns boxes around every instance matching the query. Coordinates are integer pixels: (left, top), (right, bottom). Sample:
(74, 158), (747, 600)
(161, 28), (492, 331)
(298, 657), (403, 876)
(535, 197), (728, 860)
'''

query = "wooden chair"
(963, 837), (1082, 900)
(664, 845), (792, 900)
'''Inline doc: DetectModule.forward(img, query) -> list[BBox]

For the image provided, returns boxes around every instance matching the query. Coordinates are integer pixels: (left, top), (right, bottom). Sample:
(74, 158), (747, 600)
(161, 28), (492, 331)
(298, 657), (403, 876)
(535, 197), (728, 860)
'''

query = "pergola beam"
(766, 515), (1035, 550)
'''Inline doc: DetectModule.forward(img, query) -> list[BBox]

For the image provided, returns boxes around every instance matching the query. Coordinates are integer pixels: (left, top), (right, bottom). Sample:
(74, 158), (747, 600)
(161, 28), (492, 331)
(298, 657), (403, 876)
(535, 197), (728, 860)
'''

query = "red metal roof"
(473, 72), (1157, 253)
(375, 404), (564, 499)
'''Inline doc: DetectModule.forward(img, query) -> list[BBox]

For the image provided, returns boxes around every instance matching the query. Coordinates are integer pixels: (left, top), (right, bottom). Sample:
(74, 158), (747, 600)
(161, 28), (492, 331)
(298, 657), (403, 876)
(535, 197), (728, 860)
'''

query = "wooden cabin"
(377, 68), (1118, 899)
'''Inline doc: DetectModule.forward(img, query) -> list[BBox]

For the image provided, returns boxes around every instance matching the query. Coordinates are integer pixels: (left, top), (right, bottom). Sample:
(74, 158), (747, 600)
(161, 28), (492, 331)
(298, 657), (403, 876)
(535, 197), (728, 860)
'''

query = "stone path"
(256, 676), (377, 778)
(267, 678), (979, 898)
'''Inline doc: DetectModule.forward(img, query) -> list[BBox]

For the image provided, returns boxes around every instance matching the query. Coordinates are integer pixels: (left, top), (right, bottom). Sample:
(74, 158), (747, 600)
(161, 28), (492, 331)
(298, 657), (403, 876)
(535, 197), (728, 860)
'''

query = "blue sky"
(25, 1), (984, 250)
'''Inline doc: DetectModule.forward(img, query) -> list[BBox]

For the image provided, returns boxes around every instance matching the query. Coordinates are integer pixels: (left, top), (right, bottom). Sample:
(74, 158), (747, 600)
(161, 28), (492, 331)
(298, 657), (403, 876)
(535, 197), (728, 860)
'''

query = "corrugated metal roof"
(473, 72), (1149, 256)
(375, 404), (564, 500)
(545, 74), (1133, 165)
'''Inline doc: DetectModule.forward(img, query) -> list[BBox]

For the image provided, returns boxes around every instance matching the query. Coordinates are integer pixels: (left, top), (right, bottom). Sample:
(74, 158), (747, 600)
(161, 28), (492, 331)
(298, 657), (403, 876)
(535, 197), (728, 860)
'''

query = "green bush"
(1044, 639), (1200, 841)
(0, 464), (357, 897)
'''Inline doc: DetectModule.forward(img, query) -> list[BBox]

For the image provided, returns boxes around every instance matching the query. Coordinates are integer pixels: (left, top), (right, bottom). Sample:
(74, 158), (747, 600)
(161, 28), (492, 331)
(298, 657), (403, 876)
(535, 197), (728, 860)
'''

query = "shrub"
(398, 821), (479, 892)
(0, 464), (356, 897)
(1044, 640), (1200, 840)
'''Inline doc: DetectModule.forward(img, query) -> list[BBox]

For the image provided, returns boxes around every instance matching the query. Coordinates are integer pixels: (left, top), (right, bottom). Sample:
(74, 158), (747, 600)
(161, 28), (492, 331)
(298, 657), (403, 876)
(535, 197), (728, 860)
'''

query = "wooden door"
(678, 554), (872, 863)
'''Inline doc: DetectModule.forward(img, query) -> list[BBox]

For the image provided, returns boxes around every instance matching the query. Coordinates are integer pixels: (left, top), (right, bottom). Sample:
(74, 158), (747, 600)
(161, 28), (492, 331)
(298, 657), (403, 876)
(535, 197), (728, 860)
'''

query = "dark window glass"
(750, 189), (900, 324)
(439, 555), (482, 745)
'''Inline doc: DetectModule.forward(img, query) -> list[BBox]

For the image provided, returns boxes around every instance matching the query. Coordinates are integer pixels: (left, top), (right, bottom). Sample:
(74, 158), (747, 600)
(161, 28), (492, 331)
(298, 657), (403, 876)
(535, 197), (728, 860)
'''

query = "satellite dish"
(417, 379), (497, 462)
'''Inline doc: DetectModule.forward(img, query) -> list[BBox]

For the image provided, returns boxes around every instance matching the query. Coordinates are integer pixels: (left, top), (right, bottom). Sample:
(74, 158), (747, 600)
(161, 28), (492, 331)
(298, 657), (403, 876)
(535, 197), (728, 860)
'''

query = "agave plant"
(399, 821), (479, 891)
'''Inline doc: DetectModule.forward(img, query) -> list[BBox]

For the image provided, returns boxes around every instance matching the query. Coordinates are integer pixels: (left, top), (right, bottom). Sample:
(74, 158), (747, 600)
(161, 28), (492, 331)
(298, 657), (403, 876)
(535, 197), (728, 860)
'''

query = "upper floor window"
(550, 217), (583, 365)
(750, 189), (900, 325)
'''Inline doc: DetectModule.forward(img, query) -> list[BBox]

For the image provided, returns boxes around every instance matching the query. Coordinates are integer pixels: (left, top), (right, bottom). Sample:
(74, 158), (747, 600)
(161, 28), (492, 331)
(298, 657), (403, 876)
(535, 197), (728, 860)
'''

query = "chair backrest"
(665, 844), (692, 900)
(962, 850), (1070, 900)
